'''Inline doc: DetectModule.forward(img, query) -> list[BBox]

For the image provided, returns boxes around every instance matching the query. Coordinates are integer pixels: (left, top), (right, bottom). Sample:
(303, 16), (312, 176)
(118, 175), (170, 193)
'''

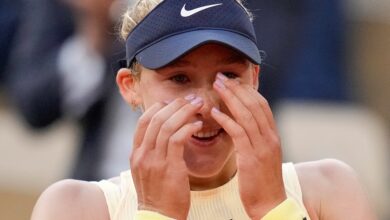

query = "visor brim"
(135, 29), (261, 69)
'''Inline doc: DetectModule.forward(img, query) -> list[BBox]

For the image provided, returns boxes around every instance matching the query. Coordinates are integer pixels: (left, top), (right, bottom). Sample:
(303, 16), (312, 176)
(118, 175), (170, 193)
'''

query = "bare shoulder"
(31, 179), (109, 220)
(294, 159), (377, 220)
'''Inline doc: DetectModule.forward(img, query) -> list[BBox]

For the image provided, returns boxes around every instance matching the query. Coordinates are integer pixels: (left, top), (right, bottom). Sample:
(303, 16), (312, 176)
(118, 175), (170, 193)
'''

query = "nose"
(195, 88), (221, 119)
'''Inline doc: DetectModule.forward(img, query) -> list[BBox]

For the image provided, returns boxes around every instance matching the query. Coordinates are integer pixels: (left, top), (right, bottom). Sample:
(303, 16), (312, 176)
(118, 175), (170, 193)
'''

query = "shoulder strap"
(112, 171), (138, 220)
(282, 163), (311, 220)
(93, 179), (121, 219)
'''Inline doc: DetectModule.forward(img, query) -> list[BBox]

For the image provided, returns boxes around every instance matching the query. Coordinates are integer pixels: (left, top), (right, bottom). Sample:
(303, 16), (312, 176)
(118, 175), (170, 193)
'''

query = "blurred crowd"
(0, 0), (351, 180)
(0, 0), (389, 219)
(2, 0), (141, 181)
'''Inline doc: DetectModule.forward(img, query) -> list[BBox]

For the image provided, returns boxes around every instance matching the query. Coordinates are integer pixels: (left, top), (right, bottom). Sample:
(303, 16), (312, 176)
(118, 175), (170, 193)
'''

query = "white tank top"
(94, 163), (311, 220)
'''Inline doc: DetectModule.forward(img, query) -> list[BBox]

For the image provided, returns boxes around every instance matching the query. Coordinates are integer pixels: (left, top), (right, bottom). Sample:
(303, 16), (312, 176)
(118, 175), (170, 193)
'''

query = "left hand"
(211, 72), (287, 219)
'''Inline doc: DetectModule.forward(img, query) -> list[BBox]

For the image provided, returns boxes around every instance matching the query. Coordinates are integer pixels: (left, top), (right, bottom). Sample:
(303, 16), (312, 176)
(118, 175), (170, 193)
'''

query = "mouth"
(191, 128), (224, 146)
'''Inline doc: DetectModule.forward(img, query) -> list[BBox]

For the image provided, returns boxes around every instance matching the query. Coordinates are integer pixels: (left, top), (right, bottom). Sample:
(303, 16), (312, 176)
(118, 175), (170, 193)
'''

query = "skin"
(62, 0), (118, 54)
(31, 44), (377, 220)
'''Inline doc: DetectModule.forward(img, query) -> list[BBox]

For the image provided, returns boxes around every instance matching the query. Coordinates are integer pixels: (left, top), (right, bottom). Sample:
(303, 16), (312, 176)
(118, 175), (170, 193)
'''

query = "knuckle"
(129, 149), (137, 162)
(150, 114), (165, 125)
(138, 158), (152, 171)
(161, 121), (175, 134)
(243, 113), (253, 122)
(266, 141), (282, 157)
(138, 115), (150, 128)
(267, 133), (281, 148)
(232, 126), (246, 138)
(155, 102), (165, 108)
(247, 99), (259, 110)
(169, 135), (184, 146)
(238, 112), (253, 124)
(266, 143), (278, 153)
(130, 153), (143, 169)
(130, 157), (136, 168)
(131, 149), (152, 168)
(259, 96), (269, 107)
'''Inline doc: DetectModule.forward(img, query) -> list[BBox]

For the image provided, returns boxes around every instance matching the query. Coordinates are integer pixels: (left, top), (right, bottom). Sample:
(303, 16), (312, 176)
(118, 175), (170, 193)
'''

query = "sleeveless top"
(94, 163), (311, 220)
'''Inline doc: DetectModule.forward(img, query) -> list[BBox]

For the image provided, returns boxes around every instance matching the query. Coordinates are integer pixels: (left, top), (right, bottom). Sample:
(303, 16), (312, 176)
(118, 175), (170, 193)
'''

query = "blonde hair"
(120, 0), (253, 40)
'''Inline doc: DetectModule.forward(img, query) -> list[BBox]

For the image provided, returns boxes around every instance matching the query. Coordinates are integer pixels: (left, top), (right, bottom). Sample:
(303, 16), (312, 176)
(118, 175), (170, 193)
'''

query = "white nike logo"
(180, 3), (223, 17)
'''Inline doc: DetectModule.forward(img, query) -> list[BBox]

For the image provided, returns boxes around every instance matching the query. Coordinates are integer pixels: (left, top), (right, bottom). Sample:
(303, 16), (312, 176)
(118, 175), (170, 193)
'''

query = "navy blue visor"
(124, 0), (261, 69)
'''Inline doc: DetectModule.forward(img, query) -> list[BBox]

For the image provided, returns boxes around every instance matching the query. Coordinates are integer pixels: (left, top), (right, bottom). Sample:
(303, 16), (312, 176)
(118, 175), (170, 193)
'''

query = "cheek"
(140, 86), (189, 110)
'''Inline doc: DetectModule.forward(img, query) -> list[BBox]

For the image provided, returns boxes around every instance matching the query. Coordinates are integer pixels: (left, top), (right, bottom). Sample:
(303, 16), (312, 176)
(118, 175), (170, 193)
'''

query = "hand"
(62, 0), (116, 53)
(211, 73), (286, 219)
(130, 96), (204, 220)
(62, 0), (114, 18)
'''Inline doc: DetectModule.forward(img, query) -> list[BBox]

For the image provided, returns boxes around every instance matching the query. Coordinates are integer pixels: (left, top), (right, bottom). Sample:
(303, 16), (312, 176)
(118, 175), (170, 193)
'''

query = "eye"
(169, 74), (190, 84)
(223, 72), (238, 79)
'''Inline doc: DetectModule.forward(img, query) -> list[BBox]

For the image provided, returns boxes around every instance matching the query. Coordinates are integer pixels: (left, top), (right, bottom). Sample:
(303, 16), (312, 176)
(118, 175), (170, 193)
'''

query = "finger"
(155, 97), (204, 158)
(141, 98), (188, 151)
(234, 86), (282, 156)
(213, 75), (261, 148)
(167, 121), (203, 160)
(133, 102), (165, 149)
(210, 107), (253, 155)
(216, 73), (273, 136)
(246, 86), (277, 131)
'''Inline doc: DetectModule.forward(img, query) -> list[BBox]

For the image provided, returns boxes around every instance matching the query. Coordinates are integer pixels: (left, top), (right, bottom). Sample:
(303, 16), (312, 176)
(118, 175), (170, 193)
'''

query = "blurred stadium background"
(0, 0), (389, 219)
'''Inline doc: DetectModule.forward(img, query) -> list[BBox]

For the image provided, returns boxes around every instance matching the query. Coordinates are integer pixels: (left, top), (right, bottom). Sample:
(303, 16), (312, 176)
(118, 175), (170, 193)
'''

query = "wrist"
(259, 198), (307, 220)
(137, 204), (187, 220)
(248, 195), (287, 219)
(135, 210), (175, 220)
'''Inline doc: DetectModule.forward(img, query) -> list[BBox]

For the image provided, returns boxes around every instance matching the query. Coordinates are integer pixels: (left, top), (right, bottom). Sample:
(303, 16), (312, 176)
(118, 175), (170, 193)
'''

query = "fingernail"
(214, 79), (226, 89)
(216, 72), (227, 81)
(193, 121), (203, 126)
(211, 107), (221, 114)
(190, 97), (203, 106)
(185, 94), (196, 101)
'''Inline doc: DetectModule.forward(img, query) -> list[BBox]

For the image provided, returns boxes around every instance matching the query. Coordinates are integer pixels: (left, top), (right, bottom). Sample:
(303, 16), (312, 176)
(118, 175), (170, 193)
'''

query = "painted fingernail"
(190, 97), (203, 106)
(214, 79), (226, 89)
(185, 94), (196, 101)
(193, 121), (203, 126)
(211, 107), (221, 114)
(216, 72), (227, 81)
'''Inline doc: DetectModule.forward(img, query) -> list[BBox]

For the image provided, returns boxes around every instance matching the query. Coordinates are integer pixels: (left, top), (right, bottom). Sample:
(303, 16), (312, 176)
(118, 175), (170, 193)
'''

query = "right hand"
(62, 0), (114, 18)
(62, 0), (116, 54)
(130, 96), (204, 220)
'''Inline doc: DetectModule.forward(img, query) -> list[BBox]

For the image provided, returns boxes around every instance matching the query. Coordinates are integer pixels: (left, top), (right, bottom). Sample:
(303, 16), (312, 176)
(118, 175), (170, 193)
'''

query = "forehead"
(165, 43), (249, 68)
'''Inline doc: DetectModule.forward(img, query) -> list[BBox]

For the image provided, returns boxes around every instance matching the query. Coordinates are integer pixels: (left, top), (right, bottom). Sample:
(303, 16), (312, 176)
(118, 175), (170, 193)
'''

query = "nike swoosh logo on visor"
(181, 3), (223, 17)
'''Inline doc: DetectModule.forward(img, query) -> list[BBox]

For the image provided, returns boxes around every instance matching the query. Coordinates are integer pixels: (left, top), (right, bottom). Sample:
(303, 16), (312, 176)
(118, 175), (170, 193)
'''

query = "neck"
(189, 159), (237, 191)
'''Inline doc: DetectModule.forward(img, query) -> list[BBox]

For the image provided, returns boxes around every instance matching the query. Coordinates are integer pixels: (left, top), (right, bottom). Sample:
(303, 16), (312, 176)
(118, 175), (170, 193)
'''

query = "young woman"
(31, 0), (376, 219)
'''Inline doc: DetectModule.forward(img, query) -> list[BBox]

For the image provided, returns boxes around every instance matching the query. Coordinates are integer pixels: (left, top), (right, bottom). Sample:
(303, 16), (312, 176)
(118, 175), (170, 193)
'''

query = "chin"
(183, 133), (236, 183)
(186, 159), (223, 178)
(184, 150), (235, 179)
